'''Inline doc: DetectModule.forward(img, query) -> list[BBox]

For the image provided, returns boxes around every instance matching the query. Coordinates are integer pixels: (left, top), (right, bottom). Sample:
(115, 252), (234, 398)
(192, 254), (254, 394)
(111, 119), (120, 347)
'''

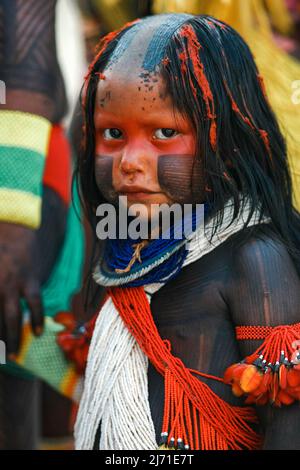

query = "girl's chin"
(127, 204), (163, 221)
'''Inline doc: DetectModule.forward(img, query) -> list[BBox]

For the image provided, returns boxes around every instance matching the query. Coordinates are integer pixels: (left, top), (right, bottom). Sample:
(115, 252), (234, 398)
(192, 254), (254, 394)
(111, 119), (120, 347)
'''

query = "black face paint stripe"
(95, 155), (118, 203)
(95, 154), (205, 205)
(157, 154), (205, 203)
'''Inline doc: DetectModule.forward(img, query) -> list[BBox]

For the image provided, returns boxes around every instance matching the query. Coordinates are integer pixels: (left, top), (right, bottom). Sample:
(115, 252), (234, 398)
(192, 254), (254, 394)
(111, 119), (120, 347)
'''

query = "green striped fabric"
(0, 146), (44, 196)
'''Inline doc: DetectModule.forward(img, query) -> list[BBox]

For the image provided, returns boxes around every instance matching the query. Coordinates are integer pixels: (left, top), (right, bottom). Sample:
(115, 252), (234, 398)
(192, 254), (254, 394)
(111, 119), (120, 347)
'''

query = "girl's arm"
(227, 230), (300, 449)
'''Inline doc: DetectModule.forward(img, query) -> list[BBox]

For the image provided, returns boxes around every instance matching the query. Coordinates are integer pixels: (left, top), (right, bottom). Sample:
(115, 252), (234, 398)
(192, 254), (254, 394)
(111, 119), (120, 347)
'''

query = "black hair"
(75, 14), (300, 309)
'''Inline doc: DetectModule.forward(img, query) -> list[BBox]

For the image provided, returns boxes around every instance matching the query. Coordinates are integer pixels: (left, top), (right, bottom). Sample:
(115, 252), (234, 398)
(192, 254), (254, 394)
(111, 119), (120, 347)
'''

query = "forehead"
(94, 72), (176, 119)
(104, 14), (192, 74)
(94, 14), (194, 117)
(95, 70), (167, 104)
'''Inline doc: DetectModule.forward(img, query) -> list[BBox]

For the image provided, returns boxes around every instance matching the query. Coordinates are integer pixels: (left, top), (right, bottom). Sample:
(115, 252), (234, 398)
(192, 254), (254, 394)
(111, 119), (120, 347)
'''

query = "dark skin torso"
(94, 223), (300, 450)
(148, 228), (243, 440)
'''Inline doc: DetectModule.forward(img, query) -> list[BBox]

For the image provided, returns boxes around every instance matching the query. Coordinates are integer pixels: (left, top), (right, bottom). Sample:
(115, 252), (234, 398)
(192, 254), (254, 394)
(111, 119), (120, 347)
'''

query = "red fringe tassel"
(225, 323), (300, 406)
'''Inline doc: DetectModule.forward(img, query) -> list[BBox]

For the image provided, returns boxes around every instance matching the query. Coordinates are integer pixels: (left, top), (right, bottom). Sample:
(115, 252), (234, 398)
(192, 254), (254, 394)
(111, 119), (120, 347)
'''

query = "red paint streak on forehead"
(179, 24), (217, 151)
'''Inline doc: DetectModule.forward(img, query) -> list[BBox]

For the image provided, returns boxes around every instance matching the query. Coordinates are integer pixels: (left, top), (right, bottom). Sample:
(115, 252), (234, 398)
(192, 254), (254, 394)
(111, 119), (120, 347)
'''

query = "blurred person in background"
(77, 0), (151, 62)
(0, 0), (85, 450)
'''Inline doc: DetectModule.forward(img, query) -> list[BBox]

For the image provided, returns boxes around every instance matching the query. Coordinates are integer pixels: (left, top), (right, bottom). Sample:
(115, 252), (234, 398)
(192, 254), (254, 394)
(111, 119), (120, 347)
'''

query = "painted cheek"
(94, 155), (119, 203)
(157, 155), (205, 204)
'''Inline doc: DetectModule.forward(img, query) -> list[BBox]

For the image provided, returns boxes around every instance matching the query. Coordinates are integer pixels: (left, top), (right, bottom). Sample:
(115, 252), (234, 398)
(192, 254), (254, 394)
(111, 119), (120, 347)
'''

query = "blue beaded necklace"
(100, 204), (210, 287)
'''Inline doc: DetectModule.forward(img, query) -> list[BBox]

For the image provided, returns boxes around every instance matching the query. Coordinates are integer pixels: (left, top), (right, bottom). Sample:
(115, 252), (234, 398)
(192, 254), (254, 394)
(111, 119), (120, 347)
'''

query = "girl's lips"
(117, 185), (161, 201)
(117, 184), (157, 194)
(121, 191), (160, 201)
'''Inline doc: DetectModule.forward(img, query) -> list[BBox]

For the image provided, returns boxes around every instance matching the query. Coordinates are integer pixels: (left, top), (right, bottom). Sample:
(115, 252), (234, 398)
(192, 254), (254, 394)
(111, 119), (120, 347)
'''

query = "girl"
(74, 13), (300, 450)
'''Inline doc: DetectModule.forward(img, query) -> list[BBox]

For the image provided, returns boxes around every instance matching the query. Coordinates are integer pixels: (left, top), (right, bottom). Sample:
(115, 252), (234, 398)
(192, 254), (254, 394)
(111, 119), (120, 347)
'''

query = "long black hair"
(75, 14), (300, 303)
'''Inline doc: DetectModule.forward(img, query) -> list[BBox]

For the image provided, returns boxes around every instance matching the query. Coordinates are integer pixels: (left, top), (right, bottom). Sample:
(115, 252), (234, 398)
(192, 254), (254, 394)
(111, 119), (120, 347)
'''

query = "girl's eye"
(103, 128), (123, 140)
(153, 128), (178, 139)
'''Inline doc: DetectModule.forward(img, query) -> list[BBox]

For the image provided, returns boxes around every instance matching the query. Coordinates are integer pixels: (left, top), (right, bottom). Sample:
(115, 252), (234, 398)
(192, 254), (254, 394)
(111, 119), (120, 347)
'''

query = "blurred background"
(0, 0), (299, 450)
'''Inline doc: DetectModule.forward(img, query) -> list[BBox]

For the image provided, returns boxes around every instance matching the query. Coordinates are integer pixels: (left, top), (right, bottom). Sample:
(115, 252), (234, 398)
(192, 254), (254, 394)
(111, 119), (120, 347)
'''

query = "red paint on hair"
(179, 24), (217, 151)
(178, 51), (188, 74)
(223, 80), (255, 130)
(85, 19), (140, 82)
(95, 72), (106, 80)
(214, 19), (228, 30)
(209, 120), (217, 152)
(162, 56), (171, 66)
(224, 81), (272, 160)
(257, 74), (268, 101)
(206, 20), (216, 29)
(259, 129), (272, 159)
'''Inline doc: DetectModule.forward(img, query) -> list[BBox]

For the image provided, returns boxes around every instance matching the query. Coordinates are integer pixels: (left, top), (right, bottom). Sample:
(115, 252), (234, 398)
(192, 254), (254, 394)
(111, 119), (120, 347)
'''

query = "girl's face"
(94, 70), (201, 219)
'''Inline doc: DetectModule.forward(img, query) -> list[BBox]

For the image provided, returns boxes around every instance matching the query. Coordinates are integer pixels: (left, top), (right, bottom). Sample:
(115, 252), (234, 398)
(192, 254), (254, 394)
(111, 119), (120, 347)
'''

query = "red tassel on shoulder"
(224, 323), (300, 406)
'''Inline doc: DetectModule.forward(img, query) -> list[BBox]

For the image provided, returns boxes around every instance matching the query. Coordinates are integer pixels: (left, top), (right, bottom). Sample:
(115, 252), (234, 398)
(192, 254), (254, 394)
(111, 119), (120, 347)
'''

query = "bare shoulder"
(226, 224), (300, 326)
(231, 226), (298, 274)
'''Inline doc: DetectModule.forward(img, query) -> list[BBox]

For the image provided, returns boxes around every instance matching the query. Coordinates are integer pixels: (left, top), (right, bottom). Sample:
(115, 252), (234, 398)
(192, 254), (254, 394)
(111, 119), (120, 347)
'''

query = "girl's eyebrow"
(94, 109), (182, 125)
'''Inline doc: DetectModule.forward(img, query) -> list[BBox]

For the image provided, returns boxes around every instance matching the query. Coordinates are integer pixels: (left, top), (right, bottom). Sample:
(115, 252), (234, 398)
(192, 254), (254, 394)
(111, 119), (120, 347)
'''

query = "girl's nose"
(119, 144), (150, 175)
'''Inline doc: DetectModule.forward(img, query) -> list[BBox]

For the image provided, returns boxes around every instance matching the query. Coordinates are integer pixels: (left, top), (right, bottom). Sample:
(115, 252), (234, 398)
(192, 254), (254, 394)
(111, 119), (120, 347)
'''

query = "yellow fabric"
(88, 0), (137, 30)
(152, 0), (293, 35)
(264, 0), (294, 35)
(152, 0), (300, 211)
(152, 0), (201, 14)
(0, 188), (41, 228)
(0, 110), (51, 156)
